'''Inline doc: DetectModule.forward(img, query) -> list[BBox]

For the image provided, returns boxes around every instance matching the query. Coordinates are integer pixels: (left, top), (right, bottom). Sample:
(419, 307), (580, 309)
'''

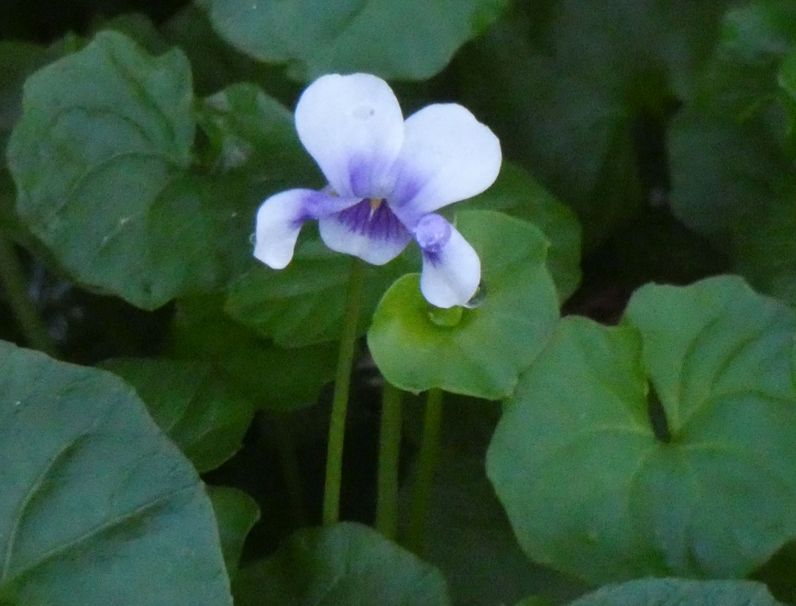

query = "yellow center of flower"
(368, 198), (383, 217)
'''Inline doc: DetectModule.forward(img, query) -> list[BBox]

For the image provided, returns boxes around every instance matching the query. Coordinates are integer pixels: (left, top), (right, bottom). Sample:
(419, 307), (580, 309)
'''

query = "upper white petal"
(295, 73), (404, 198)
(389, 104), (501, 225)
(417, 216), (481, 308)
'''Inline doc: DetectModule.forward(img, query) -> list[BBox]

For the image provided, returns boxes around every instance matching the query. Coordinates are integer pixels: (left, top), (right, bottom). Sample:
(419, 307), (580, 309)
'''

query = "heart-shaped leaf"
(202, 0), (508, 81)
(488, 276), (796, 583)
(234, 522), (451, 605)
(99, 358), (255, 472)
(0, 340), (231, 605)
(7, 32), (306, 309)
(368, 210), (559, 399)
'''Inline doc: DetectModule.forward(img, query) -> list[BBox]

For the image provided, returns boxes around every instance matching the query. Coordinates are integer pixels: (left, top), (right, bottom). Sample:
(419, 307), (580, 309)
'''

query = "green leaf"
(234, 522), (451, 606)
(196, 82), (313, 187)
(668, 113), (789, 238)
(203, 0), (508, 81)
(0, 40), (67, 238)
(225, 233), (416, 348)
(668, 2), (796, 306)
(96, 13), (171, 55)
(466, 162), (582, 301)
(699, 0), (796, 117)
(9, 31), (193, 308)
(569, 578), (782, 606)
(168, 296), (337, 411)
(406, 401), (587, 606)
(99, 358), (255, 472)
(459, 1), (732, 248)
(368, 210), (559, 399)
(208, 486), (259, 576)
(163, 5), (299, 98)
(0, 340), (231, 605)
(487, 276), (796, 584)
(8, 32), (305, 309)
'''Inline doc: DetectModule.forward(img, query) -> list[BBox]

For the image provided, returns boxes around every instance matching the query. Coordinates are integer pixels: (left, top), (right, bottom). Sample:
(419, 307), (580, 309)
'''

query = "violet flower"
(254, 73), (501, 308)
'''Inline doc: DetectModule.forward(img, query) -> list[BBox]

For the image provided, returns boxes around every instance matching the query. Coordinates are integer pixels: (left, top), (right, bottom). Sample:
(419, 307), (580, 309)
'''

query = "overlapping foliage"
(1, 1), (795, 605)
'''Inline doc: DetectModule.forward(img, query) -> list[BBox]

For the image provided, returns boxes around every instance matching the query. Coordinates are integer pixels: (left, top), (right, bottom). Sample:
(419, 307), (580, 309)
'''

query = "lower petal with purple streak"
(318, 199), (412, 265)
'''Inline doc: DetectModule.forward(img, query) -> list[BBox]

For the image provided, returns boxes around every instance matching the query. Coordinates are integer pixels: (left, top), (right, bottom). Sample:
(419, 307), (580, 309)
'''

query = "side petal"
(296, 73), (404, 198)
(254, 189), (358, 269)
(415, 214), (481, 308)
(319, 200), (412, 265)
(389, 104), (501, 225)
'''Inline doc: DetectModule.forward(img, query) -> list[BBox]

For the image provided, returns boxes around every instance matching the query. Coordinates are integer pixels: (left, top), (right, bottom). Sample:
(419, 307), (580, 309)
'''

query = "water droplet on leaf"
(464, 282), (487, 309)
(427, 305), (464, 328)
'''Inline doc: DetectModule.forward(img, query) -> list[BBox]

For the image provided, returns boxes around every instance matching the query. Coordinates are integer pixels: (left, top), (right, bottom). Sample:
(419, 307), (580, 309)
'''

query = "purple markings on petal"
(385, 171), (425, 226)
(319, 197), (412, 265)
(295, 190), (362, 226)
(348, 158), (372, 198)
(347, 155), (394, 198)
(337, 199), (410, 243)
(414, 213), (452, 264)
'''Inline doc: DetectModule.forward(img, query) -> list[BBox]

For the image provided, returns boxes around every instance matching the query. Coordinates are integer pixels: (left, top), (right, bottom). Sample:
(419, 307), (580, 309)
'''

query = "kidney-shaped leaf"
(368, 211), (559, 399)
(0, 340), (231, 605)
(569, 578), (782, 606)
(203, 0), (508, 81)
(234, 522), (450, 606)
(488, 276), (796, 584)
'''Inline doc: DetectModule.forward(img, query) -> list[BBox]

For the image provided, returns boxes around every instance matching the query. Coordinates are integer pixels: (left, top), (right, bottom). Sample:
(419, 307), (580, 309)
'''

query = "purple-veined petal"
(319, 199), (412, 265)
(389, 104), (501, 225)
(415, 214), (480, 308)
(296, 73), (404, 198)
(254, 189), (359, 269)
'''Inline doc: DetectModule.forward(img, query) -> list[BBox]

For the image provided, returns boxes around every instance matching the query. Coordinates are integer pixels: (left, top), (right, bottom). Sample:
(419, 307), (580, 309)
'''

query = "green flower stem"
(407, 388), (444, 553)
(375, 382), (403, 538)
(0, 236), (56, 356)
(322, 258), (366, 525)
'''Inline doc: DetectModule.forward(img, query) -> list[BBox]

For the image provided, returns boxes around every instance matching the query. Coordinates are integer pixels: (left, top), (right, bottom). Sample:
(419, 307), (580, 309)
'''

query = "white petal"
(319, 200), (412, 265)
(254, 189), (358, 269)
(295, 73), (404, 198)
(416, 214), (481, 308)
(389, 104), (501, 225)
